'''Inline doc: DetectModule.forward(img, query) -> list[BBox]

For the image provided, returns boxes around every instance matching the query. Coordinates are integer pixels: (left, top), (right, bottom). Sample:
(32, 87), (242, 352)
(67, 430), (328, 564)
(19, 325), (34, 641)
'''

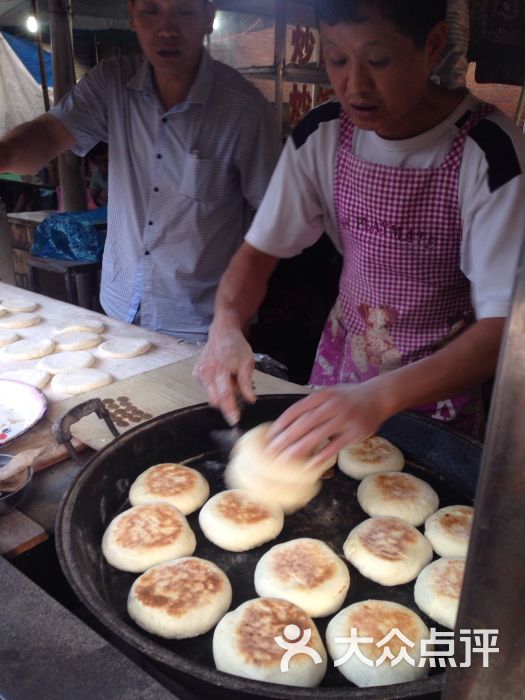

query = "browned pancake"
(437, 506), (473, 538)
(134, 558), (226, 617)
(357, 517), (418, 560)
(216, 491), (272, 525)
(341, 601), (424, 661)
(144, 463), (198, 496)
(431, 559), (465, 599)
(235, 599), (315, 667)
(270, 540), (337, 589)
(114, 504), (183, 549)
(373, 473), (420, 500)
(348, 436), (393, 464)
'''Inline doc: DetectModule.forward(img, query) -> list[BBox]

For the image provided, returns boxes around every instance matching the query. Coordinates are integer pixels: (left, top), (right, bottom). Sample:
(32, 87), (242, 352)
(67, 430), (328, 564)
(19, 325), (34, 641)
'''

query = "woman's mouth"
(349, 103), (380, 119)
(157, 49), (183, 59)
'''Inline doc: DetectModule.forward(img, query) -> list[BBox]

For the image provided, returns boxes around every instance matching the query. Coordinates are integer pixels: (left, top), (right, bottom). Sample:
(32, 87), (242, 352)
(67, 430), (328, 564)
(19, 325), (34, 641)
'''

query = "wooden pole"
(48, 0), (86, 211)
(32, 0), (50, 112)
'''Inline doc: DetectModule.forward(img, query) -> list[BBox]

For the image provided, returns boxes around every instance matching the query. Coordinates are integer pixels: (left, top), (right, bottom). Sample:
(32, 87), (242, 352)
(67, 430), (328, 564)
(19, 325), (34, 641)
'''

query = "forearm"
(375, 317), (506, 417)
(0, 114), (75, 174)
(211, 242), (279, 335)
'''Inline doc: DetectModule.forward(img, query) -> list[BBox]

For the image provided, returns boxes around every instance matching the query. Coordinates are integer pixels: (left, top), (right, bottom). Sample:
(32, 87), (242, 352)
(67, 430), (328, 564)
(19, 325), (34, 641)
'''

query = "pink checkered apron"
(310, 104), (494, 438)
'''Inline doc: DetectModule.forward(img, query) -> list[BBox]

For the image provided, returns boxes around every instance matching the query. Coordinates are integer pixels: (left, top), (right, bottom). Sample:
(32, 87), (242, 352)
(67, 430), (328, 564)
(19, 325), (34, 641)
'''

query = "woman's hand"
(265, 380), (394, 468)
(193, 327), (256, 425)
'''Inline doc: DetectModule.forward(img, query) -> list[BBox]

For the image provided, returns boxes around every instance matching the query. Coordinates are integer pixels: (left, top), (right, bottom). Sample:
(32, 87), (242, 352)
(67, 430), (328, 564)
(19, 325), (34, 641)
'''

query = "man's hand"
(265, 380), (393, 468)
(193, 326), (256, 425)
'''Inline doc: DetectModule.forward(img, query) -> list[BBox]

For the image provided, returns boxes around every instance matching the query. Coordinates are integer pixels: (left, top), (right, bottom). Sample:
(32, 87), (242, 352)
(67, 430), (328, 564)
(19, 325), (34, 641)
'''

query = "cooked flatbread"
(213, 597), (327, 687)
(128, 556), (232, 639)
(326, 600), (429, 687)
(424, 505), (473, 558)
(414, 558), (465, 629)
(338, 436), (404, 480)
(343, 516), (433, 585)
(357, 471), (439, 526)
(102, 502), (196, 572)
(129, 463), (209, 515)
(254, 538), (350, 617)
(199, 489), (283, 551)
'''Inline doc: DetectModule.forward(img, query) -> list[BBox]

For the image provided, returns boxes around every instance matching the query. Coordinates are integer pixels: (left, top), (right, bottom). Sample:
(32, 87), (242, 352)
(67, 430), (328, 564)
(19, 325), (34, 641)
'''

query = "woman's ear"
(426, 20), (448, 70)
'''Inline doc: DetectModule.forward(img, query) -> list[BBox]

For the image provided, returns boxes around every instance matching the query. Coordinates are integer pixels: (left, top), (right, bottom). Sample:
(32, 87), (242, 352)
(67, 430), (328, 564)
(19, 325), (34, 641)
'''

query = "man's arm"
(0, 113), (76, 175)
(266, 317), (505, 466)
(193, 242), (279, 424)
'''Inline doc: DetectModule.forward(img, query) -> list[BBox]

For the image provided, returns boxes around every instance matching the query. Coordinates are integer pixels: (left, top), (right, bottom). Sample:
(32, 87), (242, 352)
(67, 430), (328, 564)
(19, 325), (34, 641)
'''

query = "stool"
(26, 255), (101, 309)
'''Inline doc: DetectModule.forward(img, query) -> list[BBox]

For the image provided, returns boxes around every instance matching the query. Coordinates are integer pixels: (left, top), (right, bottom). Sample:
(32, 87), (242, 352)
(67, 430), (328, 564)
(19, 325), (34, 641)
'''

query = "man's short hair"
(313, 0), (447, 48)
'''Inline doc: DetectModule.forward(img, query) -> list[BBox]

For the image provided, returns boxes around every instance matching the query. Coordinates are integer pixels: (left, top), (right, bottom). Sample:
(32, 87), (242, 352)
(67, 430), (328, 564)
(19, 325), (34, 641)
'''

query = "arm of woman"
(266, 317), (505, 466)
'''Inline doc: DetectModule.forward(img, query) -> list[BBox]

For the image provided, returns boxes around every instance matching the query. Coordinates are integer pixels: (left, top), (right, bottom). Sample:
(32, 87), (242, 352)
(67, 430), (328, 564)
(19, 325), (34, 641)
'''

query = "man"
(0, 0), (281, 341)
(194, 0), (525, 465)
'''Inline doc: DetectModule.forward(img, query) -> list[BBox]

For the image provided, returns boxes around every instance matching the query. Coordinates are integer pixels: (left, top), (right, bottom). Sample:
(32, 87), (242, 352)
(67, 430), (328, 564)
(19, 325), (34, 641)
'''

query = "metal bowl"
(0, 454), (33, 516)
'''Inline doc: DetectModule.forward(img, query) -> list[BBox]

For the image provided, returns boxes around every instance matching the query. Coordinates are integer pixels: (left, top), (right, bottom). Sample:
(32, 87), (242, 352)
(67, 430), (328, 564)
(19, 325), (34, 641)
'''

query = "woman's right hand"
(193, 326), (256, 425)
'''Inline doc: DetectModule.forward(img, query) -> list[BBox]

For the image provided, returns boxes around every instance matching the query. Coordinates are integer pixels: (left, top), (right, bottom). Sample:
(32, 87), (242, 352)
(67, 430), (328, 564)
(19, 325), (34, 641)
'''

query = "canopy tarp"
(0, 0), (129, 31)
(0, 31), (52, 133)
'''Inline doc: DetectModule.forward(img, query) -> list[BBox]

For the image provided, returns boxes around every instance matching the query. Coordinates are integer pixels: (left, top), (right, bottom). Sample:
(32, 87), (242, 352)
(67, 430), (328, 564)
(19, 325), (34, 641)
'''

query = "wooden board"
(47, 356), (310, 450)
(0, 509), (48, 558)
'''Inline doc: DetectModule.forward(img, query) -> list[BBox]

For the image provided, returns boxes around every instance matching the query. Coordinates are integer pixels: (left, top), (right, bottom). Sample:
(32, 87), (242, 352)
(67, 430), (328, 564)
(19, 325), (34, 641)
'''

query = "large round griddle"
(56, 395), (481, 699)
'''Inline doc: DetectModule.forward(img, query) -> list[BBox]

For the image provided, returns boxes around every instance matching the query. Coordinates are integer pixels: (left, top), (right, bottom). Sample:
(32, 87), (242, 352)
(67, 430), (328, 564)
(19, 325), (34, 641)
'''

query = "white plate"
(0, 379), (47, 446)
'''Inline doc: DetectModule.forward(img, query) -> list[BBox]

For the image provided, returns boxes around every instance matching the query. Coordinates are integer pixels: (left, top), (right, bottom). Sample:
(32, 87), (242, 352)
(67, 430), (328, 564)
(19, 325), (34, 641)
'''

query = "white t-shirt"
(246, 93), (525, 320)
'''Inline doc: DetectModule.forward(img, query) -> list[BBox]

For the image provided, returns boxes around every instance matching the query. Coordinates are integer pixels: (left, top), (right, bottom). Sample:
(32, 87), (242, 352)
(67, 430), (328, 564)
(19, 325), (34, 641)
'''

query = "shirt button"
(154, 187), (159, 192)
(162, 117), (168, 123)
(148, 221), (153, 225)
(156, 153), (162, 159)
(145, 251), (150, 255)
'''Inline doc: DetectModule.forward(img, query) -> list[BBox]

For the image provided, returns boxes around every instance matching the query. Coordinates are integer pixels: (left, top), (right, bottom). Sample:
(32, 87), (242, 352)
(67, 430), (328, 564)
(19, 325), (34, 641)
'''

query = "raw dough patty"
(0, 312), (41, 329)
(38, 351), (95, 374)
(54, 331), (101, 351)
(51, 368), (112, 395)
(98, 338), (151, 359)
(0, 337), (54, 360)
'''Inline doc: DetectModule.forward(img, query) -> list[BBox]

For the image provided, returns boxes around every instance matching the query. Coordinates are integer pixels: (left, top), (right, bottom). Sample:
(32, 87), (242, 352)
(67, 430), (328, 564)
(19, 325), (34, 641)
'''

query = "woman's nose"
(345, 64), (372, 95)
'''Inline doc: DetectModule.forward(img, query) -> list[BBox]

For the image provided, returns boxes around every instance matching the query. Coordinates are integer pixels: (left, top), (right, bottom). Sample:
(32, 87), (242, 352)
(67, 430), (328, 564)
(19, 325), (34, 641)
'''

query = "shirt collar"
(126, 48), (213, 108)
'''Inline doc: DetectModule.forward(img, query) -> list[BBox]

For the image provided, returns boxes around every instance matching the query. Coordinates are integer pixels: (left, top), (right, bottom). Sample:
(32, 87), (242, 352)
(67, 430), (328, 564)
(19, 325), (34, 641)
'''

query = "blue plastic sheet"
(31, 208), (107, 263)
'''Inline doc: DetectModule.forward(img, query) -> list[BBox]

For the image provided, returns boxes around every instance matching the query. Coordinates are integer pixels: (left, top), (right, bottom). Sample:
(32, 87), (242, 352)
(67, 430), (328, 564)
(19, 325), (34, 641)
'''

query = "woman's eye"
(329, 58), (347, 68)
(369, 58), (390, 68)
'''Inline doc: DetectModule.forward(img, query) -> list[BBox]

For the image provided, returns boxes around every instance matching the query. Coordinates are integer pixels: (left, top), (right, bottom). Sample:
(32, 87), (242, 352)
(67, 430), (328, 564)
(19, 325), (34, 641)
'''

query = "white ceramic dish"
(0, 379), (47, 446)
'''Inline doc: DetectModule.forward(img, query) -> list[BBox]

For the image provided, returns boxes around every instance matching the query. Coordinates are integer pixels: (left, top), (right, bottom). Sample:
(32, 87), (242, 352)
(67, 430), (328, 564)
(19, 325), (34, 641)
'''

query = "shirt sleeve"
(49, 60), (110, 157)
(459, 112), (525, 319)
(245, 119), (340, 258)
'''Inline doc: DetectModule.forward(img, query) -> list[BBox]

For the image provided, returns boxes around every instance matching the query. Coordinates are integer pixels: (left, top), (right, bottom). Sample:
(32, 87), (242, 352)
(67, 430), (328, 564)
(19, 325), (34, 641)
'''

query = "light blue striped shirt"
(51, 49), (281, 341)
